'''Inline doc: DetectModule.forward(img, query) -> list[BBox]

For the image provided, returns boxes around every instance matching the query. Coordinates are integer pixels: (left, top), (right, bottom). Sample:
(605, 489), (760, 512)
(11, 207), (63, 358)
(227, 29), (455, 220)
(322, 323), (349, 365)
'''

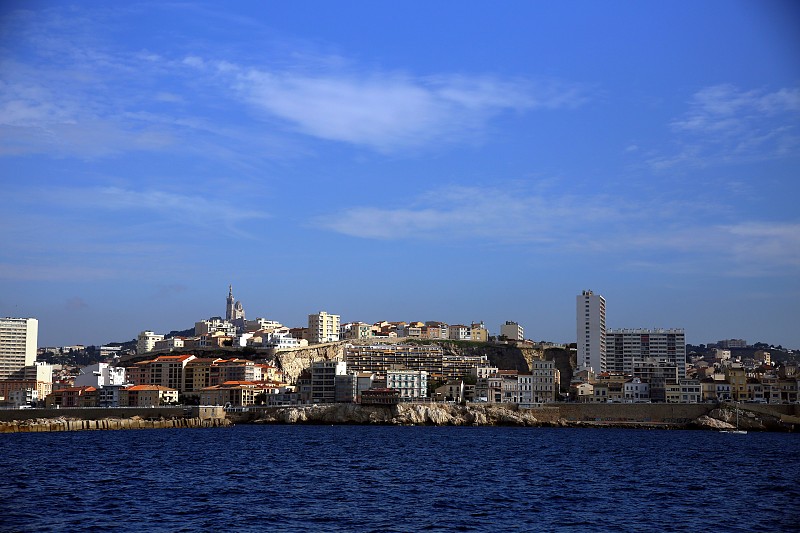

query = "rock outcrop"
(252, 403), (547, 426)
(274, 342), (346, 383)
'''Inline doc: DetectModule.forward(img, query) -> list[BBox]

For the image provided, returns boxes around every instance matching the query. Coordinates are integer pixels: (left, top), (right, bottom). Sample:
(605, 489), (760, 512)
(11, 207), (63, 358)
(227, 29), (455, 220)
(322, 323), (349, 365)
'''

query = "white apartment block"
(195, 317), (236, 337)
(23, 361), (53, 383)
(308, 311), (340, 344)
(0, 318), (38, 380)
(577, 290), (606, 373)
(501, 321), (524, 341)
(245, 318), (283, 333)
(74, 363), (128, 388)
(606, 328), (687, 378)
(386, 369), (428, 400)
(623, 378), (650, 402)
(137, 331), (164, 354)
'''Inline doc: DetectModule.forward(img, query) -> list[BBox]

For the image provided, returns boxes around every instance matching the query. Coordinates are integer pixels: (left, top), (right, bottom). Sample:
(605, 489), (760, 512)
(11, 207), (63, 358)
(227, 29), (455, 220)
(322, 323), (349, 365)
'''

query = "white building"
(261, 331), (305, 350)
(386, 369), (428, 400)
(576, 290), (606, 373)
(195, 317), (236, 337)
(0, 317), (38, 380)
(23, 361), (53, 383)
(308, 311), (340, 344)
(500, 321), (524, 341)
(606, 328), (687, 378)
(245, 318), (283, 333)
(136, 331), (164, 354)
(623, 377), (650, 402)
(74, 363), (128, 388)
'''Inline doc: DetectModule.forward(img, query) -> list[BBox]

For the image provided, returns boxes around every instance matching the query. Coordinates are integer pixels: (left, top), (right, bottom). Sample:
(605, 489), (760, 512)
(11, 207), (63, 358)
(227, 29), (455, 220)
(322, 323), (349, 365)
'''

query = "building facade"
(576, 290), (606, 373)
(310, 360), (348, 403)
(386, 369), (428, 400)
(500, 321), (524, 341)
(308, 311), (340, 344)
(0, 317), (38, 380)
(606, 328), (687, 379)
(136, 331), (164, 355)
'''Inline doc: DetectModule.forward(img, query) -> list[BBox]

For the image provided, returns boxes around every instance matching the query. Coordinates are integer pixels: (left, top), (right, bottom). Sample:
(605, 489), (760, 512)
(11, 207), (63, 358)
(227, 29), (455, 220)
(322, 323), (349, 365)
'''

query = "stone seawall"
(0, 416), (232, 433)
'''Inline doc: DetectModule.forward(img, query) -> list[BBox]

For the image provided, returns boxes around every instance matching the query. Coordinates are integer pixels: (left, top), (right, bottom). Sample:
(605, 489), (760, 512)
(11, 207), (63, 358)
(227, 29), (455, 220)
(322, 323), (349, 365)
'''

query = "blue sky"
(1, 1), (799, 348)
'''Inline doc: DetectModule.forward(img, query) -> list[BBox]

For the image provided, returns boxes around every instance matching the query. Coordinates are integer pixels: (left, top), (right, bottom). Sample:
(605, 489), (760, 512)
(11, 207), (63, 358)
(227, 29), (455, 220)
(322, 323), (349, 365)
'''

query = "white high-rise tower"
(0, 317), (38, 380)
(577, 290), (606, 373)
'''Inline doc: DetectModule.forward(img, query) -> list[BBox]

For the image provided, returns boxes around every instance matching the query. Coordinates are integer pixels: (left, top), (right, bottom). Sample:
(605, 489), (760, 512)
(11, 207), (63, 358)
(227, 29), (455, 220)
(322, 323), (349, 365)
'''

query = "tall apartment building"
(606, 328), (687, 379)
(0, 318), (38, 380)
(308, 311), (340, 344)
(310, 360), (348, 403)
(576, 290), (606, 372)
(500, 321), (524, 341)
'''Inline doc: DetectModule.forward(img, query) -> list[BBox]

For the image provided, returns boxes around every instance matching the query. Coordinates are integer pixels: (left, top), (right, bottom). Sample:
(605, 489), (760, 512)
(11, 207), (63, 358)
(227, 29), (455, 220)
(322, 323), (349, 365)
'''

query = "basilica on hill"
(226, 285), (246, 330)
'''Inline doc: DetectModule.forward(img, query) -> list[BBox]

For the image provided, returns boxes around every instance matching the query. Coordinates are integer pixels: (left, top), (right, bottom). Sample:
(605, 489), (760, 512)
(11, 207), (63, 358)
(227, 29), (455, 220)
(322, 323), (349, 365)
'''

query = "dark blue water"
(1, 426), (797, 532)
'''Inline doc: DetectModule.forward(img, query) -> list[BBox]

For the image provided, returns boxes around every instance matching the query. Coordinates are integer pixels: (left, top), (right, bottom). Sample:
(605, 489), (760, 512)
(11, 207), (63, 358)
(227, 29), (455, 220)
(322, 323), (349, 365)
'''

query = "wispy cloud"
(231, 68), (587, 152)
(318, 185), (800, 276)
(318, 186), (625, 242)
(40, 186), (268, 234)
(649, 84), (800, 170)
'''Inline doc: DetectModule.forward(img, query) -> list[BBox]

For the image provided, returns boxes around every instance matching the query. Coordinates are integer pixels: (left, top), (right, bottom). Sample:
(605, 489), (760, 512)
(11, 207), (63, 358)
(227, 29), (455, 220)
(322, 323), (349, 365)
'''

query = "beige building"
(136, 331), (164, 354)
(470, 323), (489, 343)
(500, 321), (524, 341)
(0, 317), (38, 380)
(308, 311), (340, 344)
(127, 354), (196, 391)
(121, 385), (178, 407)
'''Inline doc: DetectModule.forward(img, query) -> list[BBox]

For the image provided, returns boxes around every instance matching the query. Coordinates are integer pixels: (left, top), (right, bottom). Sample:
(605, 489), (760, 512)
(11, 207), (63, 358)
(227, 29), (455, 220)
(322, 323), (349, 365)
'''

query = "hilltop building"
(500, 321), (524, 341)
(577, 290), (606, 373)
(136, 331), (164, 354)
(308, 311), (340, 344)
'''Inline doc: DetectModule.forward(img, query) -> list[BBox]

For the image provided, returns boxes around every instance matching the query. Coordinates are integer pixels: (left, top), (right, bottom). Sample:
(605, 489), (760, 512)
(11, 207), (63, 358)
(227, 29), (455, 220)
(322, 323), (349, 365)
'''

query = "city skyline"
(1, 2), (799, 347)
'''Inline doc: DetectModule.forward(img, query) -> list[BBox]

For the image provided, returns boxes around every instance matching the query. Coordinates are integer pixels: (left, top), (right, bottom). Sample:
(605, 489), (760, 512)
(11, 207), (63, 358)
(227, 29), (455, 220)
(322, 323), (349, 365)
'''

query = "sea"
(1, 425), (797, 532)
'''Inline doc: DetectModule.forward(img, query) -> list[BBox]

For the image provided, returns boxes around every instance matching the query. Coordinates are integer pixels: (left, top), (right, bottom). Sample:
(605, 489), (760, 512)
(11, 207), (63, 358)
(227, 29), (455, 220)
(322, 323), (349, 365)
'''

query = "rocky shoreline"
(2, 403), (795, 433)
(241, 403), (796, 432)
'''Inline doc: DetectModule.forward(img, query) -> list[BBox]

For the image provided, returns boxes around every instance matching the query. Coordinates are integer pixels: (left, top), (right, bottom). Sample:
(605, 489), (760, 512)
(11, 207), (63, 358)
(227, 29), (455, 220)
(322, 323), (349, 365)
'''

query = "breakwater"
(0, 415), (232, 433)
(0, 406), (231, 433)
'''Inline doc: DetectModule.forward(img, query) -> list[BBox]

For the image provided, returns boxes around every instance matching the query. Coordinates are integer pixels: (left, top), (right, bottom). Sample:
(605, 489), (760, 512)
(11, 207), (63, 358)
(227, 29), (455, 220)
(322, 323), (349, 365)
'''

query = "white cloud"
(230, 67), (586, 152)
(318, 185), (800, 276)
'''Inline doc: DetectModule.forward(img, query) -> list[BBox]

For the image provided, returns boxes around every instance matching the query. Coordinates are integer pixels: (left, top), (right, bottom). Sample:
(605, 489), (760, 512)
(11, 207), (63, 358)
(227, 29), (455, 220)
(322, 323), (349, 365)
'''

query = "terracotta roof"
(127, 385), (177, 391)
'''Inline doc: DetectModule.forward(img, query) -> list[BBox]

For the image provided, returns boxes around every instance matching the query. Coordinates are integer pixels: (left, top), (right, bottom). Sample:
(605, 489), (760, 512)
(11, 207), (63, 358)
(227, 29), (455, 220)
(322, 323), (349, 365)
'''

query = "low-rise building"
(386, 369), (428, 400)
(121, 385), (178, 407)
(623, 378), (650, 402)
(45, 386), (97, 408)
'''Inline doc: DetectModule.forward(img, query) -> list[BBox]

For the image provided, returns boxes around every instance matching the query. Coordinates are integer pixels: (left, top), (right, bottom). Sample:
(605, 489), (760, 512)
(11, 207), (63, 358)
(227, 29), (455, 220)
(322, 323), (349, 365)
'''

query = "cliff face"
(275, 342), (345, 383)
